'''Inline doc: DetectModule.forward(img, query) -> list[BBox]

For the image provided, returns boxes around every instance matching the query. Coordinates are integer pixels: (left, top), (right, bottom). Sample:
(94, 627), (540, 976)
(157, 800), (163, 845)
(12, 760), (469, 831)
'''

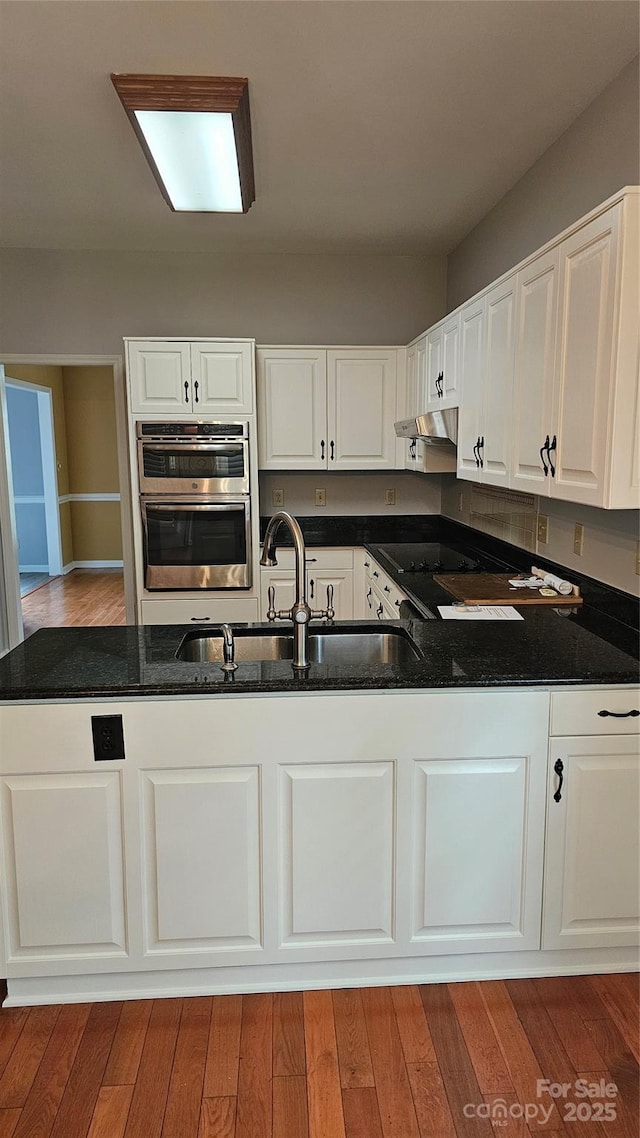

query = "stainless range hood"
(394, 407), (458, 446)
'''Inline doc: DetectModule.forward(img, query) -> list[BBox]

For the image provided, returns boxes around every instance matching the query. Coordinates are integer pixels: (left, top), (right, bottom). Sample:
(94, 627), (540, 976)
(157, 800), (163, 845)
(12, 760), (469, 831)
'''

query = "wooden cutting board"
(433, 573), (582, 606)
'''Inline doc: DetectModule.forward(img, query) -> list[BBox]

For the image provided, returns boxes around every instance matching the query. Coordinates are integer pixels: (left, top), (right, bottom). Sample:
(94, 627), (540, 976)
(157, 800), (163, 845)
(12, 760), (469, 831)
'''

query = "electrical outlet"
(91, 715), (125, 761)
(537, 515), (549, 544)
(458, 491), (464, 513)
(385, 488), (396, 506)
(573, 522), (584, 556)
(272, 488), (284, 508)
(315, 488), (326, 507)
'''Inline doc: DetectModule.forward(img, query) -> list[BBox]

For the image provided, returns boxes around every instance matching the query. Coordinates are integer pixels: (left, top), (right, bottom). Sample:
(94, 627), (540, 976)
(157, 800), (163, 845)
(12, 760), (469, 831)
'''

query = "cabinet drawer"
(268, 547), (354, 571)
(550, 689), (640, 736)
(140, 598), (260, 625)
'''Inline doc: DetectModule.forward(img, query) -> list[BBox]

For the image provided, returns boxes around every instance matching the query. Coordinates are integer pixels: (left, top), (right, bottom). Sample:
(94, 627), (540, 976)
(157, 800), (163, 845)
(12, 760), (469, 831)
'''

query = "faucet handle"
(325, 584), (335, 622)
(266, 585), (277, 622)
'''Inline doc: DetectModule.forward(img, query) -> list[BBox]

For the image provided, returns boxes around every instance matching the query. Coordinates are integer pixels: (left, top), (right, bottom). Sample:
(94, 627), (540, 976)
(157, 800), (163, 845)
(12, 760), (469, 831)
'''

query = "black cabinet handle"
(598, 708), (639, 718)
(190, 615), (210, 621)
(473, 437), (480, 467)
(305, 557), (317, 564)
(184, 380), (190, 404)
(548, 434), (557, 477)
(540, 435), (550, 476)
(366, 587), (373, 609)
(384, 585), (391, 593)
(320, 439), (325, 461)
(330, 440), (335, 461)
(310, 578), (314, 600)
(553, 758), (564, 803)
(193, 380), (199, 404)
(377, 603), (384, 618)
(395, 599), (401, 607)
(373, 570), (379, 578)
(364, 561), (370, 568)
(479, 436), (484, 468)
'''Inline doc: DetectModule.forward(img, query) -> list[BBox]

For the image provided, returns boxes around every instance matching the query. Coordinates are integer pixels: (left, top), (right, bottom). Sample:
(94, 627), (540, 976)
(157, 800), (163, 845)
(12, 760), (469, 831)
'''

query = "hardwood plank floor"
(21, 569), (125, 638)
(0, 976), (637, 1138)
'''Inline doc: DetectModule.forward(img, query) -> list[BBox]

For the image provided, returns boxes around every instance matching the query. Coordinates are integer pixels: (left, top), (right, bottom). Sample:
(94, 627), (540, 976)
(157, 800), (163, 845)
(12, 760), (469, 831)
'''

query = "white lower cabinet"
(260, 548), (354, 620)
(542, 735), (640, 951)
(0, 687), (637, 1001)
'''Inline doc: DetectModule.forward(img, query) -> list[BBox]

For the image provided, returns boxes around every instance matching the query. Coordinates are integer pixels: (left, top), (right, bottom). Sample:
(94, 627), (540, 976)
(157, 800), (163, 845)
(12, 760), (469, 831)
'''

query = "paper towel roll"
(531, 566), (574, 595)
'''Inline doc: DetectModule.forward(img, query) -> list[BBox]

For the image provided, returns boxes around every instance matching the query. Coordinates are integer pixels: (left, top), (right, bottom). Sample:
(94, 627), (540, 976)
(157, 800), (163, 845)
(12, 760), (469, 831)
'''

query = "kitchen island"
(0, 533), (638, 1007)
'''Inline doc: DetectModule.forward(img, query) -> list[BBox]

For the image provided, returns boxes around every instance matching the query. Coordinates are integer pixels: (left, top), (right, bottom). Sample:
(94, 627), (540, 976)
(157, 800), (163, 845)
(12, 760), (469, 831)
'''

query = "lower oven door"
(140, 499), (251, 590)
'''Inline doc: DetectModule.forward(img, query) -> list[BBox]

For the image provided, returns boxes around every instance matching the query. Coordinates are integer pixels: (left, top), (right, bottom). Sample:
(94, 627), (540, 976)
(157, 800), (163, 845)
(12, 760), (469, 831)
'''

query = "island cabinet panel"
(0, 772), (126, 961)
(409, 756), (541, 953)
(543, 736), (640, 951)
(141, 767), (262, 956)
(277, 762), (394, 948)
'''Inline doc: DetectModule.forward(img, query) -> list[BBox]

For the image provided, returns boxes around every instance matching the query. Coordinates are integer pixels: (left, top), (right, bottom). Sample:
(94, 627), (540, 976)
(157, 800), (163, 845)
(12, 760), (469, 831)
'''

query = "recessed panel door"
(328, 351), (397, 469)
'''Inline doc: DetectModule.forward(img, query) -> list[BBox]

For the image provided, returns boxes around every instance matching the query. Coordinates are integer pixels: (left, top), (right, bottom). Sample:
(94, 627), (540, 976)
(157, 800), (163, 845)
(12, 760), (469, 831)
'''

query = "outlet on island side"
(91, 715), (125, 761)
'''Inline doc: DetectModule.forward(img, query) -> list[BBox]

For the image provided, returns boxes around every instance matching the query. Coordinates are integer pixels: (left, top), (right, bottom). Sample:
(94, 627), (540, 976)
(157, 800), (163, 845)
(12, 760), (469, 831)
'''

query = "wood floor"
(21, 570), (126, 638)
(0, 975), (637, 1138)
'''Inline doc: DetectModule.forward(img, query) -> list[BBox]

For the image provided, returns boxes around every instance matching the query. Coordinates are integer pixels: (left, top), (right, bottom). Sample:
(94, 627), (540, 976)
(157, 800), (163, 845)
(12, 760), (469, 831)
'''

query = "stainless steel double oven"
(137, 421), (252, 590)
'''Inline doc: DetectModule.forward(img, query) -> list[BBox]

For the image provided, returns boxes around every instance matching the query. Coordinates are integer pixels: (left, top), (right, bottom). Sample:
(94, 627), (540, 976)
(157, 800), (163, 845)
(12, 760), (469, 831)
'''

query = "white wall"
(259, 470), (442, 518)
(441, 476), (639, 596)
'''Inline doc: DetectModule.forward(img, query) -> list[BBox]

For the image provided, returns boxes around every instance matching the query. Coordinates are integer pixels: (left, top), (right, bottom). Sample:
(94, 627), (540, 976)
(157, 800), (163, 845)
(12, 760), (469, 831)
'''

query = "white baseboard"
(63, 560), (124, 573)
(19, 565), (49, 573)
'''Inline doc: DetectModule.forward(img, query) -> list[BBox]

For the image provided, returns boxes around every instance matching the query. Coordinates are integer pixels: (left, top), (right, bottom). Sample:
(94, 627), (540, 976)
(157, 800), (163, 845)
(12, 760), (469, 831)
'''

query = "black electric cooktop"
(374, 542), (485, 575)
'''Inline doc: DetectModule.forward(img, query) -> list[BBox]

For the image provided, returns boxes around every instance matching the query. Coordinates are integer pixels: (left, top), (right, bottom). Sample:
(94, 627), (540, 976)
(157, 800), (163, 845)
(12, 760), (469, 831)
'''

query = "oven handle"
(140, 442), (246, 452)
(142, 501), (248, 513)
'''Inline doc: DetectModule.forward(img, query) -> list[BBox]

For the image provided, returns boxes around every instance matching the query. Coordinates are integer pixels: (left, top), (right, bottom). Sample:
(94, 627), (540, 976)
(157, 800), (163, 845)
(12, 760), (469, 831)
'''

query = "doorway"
(5, 379), (63, 594)
(0, 355), (135, 652)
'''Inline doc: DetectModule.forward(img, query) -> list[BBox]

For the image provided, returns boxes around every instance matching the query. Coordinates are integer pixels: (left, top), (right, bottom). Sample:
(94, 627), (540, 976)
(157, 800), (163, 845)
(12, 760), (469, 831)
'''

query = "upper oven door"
(138, 439), (249, 495)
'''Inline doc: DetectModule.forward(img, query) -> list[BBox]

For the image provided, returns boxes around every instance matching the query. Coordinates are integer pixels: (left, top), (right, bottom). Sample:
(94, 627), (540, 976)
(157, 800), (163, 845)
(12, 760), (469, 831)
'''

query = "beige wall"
(441, 477), (640, 596)
(70, 501), (122, 562)
(0, 252), (447, 357)
(446, 56), (640, 309)
(259, 471), (442, 518)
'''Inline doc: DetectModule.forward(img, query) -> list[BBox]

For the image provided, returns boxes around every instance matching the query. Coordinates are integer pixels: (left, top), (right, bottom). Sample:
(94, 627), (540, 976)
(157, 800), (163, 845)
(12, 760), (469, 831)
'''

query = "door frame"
(0, 354), (135, 650)
(5, 378), (63, 577)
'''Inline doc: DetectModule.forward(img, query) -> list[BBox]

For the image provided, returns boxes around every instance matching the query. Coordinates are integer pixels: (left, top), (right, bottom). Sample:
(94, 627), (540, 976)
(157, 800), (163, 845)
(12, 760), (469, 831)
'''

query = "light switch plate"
(537, 515), (548, 544)
(574, 522), (584, 556)
(315, 488), (326, 507)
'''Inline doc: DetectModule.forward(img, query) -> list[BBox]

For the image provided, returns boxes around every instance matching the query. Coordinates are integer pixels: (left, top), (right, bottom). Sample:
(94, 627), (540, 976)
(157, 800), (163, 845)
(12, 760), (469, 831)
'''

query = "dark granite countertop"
(0, 517), (636, 702)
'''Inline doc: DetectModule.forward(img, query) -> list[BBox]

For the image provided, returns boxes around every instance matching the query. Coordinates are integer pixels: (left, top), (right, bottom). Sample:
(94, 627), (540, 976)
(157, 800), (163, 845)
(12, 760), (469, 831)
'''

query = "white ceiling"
(0, 1), (637, 255)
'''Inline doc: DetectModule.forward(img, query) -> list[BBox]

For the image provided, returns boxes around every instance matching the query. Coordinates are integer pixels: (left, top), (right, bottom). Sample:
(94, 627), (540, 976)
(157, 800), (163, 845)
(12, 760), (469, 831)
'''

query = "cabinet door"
(257, 349), (327, 469)
(481, 276), (516, 487)
(141, 767), (262, 955)
(260, 570), (296, 617)
(426, 324), (443, 406)
(543, 736), (639, 950)
(456, 298), (485, 481)
(511, 249), (559, 494)
(441, 312), (460, 405)
(552, 206), (620, 505)
(191, 342), (254, 414)
(307, 570), (353, 620)
(127, 342), (192, 413)
(410, 754), (544, 953)
(403, 343), (419, 469)
(327, 350), (397, 469)
(0, 772), (127, 961)
(278, 762), (394, 947)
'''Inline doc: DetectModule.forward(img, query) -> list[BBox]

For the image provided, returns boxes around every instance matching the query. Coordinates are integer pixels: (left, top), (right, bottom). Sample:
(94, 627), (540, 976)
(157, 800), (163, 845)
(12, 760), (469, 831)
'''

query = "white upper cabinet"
(127, 339), (254, 415)
(403, 341), (419, 469)
(456, 297), (486, 482)
(427, 312), (460, 409)
(482, 275), (516, 487)
(453, 188), (639, 508)
(257, 347), (398, 470)
(328, 350), (397, 469)
(511, 248), (559, 494)
(257, 349), (327, 469)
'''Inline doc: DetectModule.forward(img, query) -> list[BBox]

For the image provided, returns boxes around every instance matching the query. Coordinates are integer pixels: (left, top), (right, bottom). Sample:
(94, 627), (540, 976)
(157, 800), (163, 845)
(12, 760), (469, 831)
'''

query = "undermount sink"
(176, 625), (422, 666)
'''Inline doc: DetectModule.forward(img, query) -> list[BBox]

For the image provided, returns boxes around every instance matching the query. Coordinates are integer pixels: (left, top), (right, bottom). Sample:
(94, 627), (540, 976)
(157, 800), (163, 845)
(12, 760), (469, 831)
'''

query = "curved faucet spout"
(260, 511), (310, 668)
